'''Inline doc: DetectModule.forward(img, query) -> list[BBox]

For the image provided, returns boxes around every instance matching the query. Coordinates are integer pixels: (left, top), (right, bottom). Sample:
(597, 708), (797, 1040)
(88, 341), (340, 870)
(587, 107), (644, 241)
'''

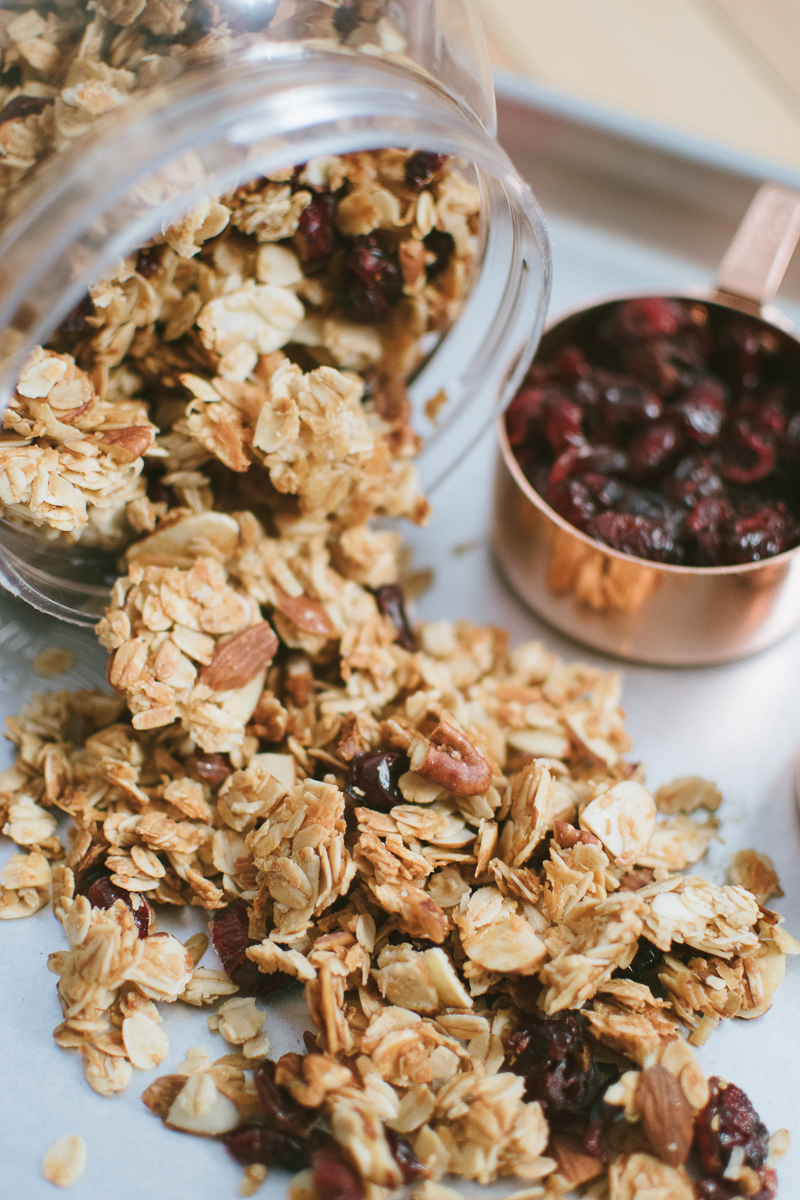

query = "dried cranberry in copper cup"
(492, 183), (800, 665)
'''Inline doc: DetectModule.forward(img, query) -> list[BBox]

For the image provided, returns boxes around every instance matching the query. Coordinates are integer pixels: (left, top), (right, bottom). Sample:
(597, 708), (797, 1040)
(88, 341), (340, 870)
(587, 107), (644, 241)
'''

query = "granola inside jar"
(0, 0), (550, 622)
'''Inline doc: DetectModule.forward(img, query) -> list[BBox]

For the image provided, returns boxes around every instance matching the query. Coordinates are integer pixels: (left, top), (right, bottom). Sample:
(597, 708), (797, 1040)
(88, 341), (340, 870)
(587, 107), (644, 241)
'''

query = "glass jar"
(0, 0), (550, 623)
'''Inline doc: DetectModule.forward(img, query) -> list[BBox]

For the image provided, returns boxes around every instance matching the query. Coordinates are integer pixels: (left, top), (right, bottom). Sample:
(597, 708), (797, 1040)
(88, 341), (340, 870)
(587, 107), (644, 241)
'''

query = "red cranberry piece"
(309, 1143), (365, 1200)
(136, 245), (164, 279)
(545, 397), (584, 454)
(612, 938), (663, 985)
(344, 750), (410, 813)
(695, 1077), (770, 1177)
(628, 421), (681, 475)
(85, 875), (152, 938)
(666, 454), (725, 506)
(333, 1), (361, 36)
(686, 497), (733, 565)
(188, 752), (231, 785)
(297, 194), (337, 260)
(723, 506), (790, 563)
(385, 1129), (427, 1183)
(601, 379), (662, 425)
(549, 444), (594, 485)
(58, 293), (95, 340)
(223, 1124), (306, 1170)
(718, 320), (778, 387)
(373, 584), (414, 650)
(696, 1172), (777, 1200)
(0, 94), (52, 125)
(505, 1013), (600, 1120)
(581, 473), (626, 510)
(423, 228), (455, 280)
(547, 476), (597, 530)
(589, 512), (680, 563)
(210, 903), (295, 997)
(612, 297), (686, 340)
(719, 420), (776, 484)
(505, 386), (549, 447)
(405, 151), (448, 191)
(343, 239), (402, 323)
(670, 380), (726, 444)
(554, 347), (591, 383)
(254, 1060), (316, 1136)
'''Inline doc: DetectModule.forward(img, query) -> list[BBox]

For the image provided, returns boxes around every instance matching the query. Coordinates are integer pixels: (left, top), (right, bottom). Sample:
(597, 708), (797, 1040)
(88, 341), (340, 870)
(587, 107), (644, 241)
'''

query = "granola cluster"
(1, 611), (796, 1196)
(1, 118), (477, 543)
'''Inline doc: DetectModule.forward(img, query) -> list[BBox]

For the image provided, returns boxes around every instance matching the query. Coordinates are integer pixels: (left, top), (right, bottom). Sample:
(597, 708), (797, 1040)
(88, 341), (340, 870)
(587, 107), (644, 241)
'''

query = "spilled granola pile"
(1, 584), (797, 1197)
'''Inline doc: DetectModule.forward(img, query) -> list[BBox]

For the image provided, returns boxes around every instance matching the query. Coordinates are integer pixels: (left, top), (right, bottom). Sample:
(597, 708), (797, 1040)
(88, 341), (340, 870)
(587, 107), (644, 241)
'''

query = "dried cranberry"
(718, 420), (776, 484)
(86, 875), (152, 938)
(612, 938), (663, 985)
(372, 584), (414, 650)
(223, 1124), (305, 1170)
(0, 94), (52, 125)
(210, 903), (295, 997)
(343, 239), (402, 323)
(581, 472), (626, 510)
(670, 380), (726, 444)
(309, 1142), (365, 1200)
(722, 505), (790, 563)
(554, 347), (591, 383)
(686, 496), (733, 565)
(254, 1060), (316, 1137)
(718, 320), (778, 387)
(695, 1077), (770, 1177)
(601, 379), (662, 425)
(628, 422), (681, 476)
(423, 228), (455, 280)
(188, 752), (231, 785)
(297, 194), (337, 260)
(136, 245), (164, 279)
(385, 1129), (427, 1183)
(666, 454), (725, 507)
(145, 474), (175, 508)
(58, 293), (95, 341)
(589, 511), (680, 563)
(405, 151), (448, 191)
(545, 397), (584, 455)
(505, 1013), (600, 1120)
(547, 476), (597, 529)
(344, 750), (409, 813)
(612, 297), (686, 340)
(333, 1), (361, 36)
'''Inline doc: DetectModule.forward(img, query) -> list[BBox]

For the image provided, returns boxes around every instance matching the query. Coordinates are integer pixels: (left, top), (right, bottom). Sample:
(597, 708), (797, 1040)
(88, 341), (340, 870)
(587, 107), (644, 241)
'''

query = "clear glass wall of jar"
(0, 0), (550, 622)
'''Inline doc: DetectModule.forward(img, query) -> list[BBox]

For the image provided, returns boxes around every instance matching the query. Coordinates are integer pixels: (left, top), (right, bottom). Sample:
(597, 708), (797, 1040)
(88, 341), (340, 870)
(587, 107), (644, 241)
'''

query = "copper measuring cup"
(492, 183), (800, 665)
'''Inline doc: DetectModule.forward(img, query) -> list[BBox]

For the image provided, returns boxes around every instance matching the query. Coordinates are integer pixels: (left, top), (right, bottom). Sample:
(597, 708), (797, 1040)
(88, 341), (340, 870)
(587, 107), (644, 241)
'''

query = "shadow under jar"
(493, 182), (800, 666)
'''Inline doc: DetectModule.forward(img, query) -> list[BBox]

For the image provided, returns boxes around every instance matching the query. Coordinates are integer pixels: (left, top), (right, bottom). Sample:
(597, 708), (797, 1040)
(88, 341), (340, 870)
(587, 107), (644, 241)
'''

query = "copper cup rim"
(496, 284), (800, 579)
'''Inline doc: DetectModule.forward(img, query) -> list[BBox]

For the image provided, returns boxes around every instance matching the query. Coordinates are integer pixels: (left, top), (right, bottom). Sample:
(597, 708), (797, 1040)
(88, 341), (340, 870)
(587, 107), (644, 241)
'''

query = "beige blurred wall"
(477, 0), (800, 168)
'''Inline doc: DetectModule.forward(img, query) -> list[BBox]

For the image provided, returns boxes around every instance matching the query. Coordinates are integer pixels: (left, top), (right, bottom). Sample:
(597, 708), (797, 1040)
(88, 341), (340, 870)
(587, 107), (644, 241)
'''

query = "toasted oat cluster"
(1, 605), (796, 1196)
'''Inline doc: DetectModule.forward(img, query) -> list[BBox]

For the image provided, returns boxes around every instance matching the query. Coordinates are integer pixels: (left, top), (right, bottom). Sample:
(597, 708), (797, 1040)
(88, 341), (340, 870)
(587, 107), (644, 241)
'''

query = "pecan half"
(637, 1064), (693, 1167)
(201, 623), (278, 692)
(417, 720), (491, 796)
(99, 426), (155, 462)
(274, 587), (335, 637)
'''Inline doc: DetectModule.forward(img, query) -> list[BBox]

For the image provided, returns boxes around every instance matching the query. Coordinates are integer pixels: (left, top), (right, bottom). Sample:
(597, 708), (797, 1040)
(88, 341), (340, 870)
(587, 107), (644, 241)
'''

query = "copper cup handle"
(715, 182), (800, 311)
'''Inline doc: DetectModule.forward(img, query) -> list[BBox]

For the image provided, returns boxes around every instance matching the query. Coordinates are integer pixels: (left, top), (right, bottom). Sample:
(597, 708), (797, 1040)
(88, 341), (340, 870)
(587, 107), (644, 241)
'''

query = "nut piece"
(550, 1134), (604, 1185)
(201, 623), (279, 692)
(637, 1064), (693, 1167)
(580, 781), (656, 866)
(729, 849), (783, 905)
(655, 776), (722, 814)
(417, 721), (492, 797)
(274, 586), (335, 636)
(166, 1072), (241, 1135)
(42, 1135), (87, 1188)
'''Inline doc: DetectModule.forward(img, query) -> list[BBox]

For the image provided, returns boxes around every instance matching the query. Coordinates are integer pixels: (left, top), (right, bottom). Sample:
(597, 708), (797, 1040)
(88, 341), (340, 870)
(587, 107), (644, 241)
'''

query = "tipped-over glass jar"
(0, 0), (550, 624)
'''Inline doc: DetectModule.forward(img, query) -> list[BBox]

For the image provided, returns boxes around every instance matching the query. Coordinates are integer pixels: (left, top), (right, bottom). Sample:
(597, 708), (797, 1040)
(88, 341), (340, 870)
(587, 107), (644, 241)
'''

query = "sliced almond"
(202, 623), (278, 692)
(274, 586), (335, 637)
(166, 1073), (241, 1135)
(637, 1064), (693, 1167)
(141, 1074), (186, 1120)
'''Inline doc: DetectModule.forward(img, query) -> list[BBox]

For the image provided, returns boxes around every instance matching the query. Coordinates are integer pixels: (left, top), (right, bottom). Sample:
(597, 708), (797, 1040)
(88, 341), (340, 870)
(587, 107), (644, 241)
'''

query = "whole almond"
(549, 1134), (604, 1185)
(275, 586), (335, 637)
(201, 623), (278, 692)
(637, 1063), (693, 1167)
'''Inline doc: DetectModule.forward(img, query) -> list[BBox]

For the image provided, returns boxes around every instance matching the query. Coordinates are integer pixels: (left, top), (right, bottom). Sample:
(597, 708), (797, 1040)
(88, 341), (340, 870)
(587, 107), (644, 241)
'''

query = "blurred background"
(475, 0), (800, 169)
